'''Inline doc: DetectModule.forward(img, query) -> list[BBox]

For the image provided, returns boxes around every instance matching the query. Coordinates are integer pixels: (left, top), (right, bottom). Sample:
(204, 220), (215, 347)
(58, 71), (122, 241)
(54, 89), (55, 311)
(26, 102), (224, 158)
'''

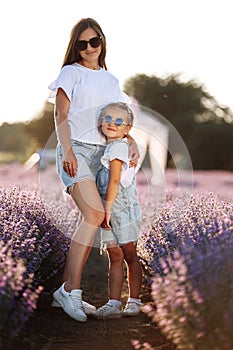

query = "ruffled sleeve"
(48, 65), (80, 103)
(101, 140), (129, 170)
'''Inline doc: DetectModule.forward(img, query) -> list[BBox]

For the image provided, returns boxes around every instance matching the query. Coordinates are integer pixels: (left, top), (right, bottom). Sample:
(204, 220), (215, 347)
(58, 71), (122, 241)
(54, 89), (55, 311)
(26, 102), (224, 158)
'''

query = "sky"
(0, 0), (232, 126)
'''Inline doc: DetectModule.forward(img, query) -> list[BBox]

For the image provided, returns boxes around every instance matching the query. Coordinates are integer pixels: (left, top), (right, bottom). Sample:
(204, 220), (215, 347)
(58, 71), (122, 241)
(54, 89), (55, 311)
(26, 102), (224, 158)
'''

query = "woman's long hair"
(62, 18), (107, 69)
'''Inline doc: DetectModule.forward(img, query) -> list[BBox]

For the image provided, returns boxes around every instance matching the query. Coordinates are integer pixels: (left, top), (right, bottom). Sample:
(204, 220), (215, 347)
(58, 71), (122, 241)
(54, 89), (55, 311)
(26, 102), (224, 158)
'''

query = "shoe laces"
(126, 302), (141, 310)
(69, 293), (84, 311)
(98, 302), (114, 312)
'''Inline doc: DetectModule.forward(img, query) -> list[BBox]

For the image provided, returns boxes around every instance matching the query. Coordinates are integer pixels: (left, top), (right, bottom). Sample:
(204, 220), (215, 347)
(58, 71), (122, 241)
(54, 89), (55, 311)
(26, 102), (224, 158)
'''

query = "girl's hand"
(62, 149), (78, 177)
(101, 214), (112, 230)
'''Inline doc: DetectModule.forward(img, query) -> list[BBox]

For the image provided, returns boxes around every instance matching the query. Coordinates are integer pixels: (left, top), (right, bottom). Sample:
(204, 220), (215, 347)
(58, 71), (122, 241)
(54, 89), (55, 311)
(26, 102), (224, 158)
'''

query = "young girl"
(91, 102), (143, 319)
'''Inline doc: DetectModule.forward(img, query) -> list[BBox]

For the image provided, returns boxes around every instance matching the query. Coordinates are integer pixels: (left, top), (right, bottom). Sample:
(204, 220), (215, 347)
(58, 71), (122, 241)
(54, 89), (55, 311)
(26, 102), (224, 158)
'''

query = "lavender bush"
(0, 241), (42, 337)
(0, 187), (72, 285)
(0, 186), (79, 338)
(139, 192), (233, 349)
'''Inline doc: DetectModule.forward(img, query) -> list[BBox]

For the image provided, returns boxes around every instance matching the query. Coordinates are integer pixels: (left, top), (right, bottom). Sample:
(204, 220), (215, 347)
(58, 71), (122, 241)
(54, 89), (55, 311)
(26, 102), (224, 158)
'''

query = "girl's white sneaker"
(90, 302), (122, 319)
(123, 301), (143, 316)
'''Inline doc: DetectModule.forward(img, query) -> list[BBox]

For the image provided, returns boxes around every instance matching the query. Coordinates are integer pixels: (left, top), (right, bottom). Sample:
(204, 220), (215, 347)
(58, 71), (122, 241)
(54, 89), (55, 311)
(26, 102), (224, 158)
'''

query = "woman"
(49, 18), (139, 322)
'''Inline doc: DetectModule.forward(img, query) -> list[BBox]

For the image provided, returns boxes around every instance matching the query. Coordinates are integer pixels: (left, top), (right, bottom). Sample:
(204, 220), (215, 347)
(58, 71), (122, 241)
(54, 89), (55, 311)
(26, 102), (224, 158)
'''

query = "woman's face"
(78, 28), (102, 66)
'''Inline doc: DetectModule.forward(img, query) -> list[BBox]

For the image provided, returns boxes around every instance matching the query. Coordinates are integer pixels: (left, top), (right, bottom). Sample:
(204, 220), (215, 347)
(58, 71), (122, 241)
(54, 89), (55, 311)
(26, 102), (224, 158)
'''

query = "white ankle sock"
(108, 299), (122, 307)
(62, 282), (82, 295)
(127, 297), (142, 304)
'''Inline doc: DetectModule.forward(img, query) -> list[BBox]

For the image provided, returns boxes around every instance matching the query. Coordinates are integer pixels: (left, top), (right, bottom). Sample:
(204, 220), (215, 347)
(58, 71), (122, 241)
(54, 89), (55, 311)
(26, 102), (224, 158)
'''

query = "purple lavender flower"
(0, 186), (80, 337)
(138, 191), (233, 349)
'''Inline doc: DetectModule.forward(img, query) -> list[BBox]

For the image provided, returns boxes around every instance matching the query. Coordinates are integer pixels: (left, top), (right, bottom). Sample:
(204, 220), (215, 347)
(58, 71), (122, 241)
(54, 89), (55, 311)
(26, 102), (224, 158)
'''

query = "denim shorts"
(56, 140), (106, 189)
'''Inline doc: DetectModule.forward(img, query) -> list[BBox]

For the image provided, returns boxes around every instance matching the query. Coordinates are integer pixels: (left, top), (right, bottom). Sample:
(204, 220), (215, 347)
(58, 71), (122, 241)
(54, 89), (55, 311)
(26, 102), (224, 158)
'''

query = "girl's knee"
(108, 246), (124, 263)
(122, 242), (138, 263)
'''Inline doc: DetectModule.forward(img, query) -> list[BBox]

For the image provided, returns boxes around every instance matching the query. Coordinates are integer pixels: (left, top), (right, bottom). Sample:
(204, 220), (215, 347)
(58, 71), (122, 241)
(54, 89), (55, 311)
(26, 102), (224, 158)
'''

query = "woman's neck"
(79, 59), (100, 70)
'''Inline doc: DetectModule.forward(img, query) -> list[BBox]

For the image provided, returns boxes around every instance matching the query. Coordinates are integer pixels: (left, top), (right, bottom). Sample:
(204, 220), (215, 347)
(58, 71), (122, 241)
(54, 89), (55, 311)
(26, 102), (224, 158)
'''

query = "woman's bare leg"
(63, 180), (105, 292)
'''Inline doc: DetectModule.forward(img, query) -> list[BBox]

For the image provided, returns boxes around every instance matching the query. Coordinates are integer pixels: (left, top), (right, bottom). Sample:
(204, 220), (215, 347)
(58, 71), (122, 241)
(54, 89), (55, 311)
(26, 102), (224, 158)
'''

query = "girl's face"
(101, 106), (131, 141)
(78, 28), (102, 67)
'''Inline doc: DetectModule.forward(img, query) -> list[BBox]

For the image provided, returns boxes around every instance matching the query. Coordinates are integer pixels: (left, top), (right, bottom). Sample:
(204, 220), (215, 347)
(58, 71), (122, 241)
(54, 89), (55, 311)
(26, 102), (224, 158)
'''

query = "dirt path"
(3, 248), (175, 350)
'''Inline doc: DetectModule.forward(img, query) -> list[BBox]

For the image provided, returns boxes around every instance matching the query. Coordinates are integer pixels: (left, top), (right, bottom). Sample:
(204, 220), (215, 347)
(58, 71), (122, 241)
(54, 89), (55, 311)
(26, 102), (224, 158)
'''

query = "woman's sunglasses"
(77, 36), (102, 51)
(102, 115), (128, 127)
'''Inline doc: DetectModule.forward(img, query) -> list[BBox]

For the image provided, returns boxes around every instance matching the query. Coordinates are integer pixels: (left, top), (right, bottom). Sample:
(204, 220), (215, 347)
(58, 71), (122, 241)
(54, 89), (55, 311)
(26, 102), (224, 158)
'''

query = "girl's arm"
(102, 159), (122, 229)
(55, 88), (77, 177)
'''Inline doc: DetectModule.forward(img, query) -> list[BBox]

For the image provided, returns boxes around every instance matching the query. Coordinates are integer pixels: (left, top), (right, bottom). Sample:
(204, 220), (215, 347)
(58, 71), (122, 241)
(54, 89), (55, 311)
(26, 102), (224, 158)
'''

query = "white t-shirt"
(48, 63), (128, 145)
(101, 139), (135, 187)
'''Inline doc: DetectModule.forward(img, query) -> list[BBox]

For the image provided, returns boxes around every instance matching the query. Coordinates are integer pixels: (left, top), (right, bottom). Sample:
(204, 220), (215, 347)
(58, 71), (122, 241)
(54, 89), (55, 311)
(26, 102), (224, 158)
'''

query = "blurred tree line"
(124, 74), (233, 170)
(0, 73), (232, 170)
(0, 102), (56, 163)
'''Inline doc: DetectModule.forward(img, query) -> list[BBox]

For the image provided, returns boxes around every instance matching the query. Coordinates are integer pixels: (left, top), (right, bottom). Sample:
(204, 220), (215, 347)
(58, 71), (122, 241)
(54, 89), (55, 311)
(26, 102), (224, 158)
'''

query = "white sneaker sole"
(53, 293), (87, 322)
(91, 312), (122, 320)
(123, 311), (141, 317)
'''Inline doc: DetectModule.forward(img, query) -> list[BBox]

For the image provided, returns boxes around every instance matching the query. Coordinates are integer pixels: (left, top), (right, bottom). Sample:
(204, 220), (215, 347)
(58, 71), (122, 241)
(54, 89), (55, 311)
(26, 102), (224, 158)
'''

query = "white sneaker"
(91, 302), (122, 319)
(51, 298), (96, 314)
(53, 282), (87, 322)
(123, 301), (143, 317)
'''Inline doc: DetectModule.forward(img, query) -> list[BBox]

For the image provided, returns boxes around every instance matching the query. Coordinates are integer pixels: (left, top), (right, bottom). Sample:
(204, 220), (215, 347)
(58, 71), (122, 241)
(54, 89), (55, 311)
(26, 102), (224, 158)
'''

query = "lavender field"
(0, 164), (233, 349)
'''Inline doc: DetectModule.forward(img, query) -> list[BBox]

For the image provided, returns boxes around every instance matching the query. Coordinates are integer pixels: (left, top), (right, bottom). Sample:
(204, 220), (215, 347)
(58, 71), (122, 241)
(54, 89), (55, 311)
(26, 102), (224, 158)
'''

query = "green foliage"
(0, 101), (56, 163)
(124, 73), (233, 170)
(190, 122), (233, 170)
(24, 101), (56, 149)
(0, 123), (37, 163)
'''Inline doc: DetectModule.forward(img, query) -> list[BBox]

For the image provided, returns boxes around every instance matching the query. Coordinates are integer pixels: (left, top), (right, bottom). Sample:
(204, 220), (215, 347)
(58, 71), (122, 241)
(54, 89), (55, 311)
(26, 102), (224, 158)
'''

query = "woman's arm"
(102, 159), (122, 229)
(126, 134), (140, 168)
(55, 88), (77, 177)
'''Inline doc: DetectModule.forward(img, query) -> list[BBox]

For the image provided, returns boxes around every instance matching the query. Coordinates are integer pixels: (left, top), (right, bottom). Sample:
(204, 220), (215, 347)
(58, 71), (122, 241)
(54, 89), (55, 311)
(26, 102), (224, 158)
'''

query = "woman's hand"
(129, 140), (140, 168)
(62, 148), (78, 178)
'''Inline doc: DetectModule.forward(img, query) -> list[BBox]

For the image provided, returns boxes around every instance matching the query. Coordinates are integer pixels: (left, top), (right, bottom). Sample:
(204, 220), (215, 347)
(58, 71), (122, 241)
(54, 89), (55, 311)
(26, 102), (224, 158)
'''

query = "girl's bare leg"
(107, 246), (125, 300)
(62, 180), (105, 292)
(122, 242), (142, 298)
